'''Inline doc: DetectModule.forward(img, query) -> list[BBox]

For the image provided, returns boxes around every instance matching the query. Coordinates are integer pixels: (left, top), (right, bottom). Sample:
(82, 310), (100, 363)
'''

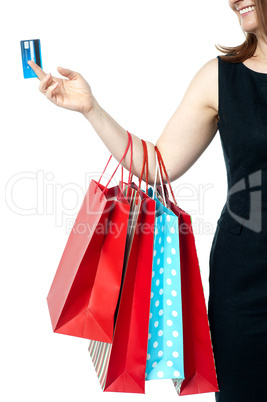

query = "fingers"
(27, 60), (46, 80)
(29, 60), (60, 102)
(46, 81), (59, 100)
(39, 73), (53, 94)
(38, 72), (59, 102)
(28, 60), (80, 82)
(57, 66), (79, 80)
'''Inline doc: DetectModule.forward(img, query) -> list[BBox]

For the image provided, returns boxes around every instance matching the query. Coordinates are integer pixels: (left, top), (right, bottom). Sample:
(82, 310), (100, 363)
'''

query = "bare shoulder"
(183, 57), (218, 117)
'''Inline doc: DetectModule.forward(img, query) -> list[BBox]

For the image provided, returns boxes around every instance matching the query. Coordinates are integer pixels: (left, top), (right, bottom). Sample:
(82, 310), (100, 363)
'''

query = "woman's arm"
(28, 57), (219, 184)
(155, 57), (219, 182)
(82, 57), (219, 184)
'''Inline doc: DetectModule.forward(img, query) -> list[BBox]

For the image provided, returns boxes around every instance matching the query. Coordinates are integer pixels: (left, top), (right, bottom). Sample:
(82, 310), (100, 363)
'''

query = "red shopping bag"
(89, 137), (156, 393)
(155, 146), (219, 396)
(46, 133), (133, 342)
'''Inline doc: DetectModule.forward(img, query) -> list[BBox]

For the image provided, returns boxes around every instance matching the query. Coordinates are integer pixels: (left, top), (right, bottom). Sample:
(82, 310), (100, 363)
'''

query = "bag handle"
(155, 146), (177, 206)
(96, 131), (133, 201)
(138, 139), (149, 195)
(152, 149), (167, 206)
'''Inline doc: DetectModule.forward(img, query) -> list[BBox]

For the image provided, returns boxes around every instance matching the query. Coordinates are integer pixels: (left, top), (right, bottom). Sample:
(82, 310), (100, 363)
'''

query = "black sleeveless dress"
(208, 55), (267, 401)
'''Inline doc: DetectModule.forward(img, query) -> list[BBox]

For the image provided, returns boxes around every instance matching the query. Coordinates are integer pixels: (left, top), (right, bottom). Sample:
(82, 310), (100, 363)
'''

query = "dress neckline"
(240, 60), (267, 77)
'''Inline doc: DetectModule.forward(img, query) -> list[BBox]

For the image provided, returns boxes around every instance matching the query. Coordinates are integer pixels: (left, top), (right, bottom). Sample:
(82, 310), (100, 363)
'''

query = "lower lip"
(240, 9), (254, 16)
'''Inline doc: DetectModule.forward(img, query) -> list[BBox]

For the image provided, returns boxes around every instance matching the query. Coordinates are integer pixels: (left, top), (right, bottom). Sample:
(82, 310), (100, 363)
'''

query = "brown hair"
(215, 0), (267, 62)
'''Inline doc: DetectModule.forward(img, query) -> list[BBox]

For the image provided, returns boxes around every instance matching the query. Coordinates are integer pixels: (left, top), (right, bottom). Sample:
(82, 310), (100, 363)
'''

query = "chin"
(242, 22), (259, 30)
(238, 14), (260, 34)
(242, 22), (260, 35)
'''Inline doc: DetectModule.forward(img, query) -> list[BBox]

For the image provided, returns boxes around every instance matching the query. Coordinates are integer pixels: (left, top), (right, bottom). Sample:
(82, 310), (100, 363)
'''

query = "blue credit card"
(20, 39), (43, 79)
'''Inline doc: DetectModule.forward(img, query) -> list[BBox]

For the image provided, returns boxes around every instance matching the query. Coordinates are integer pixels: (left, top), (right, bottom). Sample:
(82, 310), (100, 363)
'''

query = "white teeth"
(240, 5), (255, 15)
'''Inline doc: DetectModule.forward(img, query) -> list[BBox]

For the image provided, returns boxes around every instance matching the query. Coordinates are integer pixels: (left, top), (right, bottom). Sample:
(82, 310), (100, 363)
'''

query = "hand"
(27, 60), (95, 115)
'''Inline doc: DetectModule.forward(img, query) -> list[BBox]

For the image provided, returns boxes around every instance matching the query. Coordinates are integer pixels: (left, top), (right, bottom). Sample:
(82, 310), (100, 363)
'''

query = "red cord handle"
(95, 131), (133, 201)
(155, 146), (177, 205)
(127, 133), (133, 198)
(138, 139), (149, 195)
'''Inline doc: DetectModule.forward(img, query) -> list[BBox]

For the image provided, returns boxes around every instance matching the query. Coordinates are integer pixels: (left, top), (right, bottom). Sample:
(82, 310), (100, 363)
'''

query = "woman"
(29, 1), (267, 400)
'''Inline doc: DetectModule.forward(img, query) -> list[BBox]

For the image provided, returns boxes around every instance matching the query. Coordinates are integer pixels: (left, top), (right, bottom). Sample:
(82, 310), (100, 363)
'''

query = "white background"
(1, 1), (244, 401)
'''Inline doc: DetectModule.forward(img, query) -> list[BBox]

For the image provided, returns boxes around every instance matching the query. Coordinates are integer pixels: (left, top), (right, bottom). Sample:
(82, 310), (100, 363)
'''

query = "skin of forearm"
(82, 97), (160, 185)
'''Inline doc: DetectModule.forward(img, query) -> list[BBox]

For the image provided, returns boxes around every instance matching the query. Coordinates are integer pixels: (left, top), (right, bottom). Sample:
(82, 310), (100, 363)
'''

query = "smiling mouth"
(238, 5), (255, 15)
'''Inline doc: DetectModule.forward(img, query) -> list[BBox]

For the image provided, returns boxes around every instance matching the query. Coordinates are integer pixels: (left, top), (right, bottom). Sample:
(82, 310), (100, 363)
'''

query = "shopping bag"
(155, 146), (219, 396)
(145, 189), (184, 383)
(142, 147), (184, 385)
(46, 132), (132, 342)
(88, 134), (156, 393)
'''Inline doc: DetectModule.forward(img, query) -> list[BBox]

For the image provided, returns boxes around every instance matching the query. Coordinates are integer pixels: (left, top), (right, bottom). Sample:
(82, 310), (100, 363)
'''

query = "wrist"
(82, 96), (100, 120)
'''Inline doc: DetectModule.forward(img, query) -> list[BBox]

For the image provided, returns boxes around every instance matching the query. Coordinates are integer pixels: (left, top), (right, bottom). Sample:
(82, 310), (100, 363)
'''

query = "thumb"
(57, 66), (80, 80)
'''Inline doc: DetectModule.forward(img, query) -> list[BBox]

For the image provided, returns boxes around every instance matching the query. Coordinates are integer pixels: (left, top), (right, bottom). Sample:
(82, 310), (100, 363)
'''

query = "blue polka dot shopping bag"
(155, 146), (219, 396)
(145, 155), (184, 385)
